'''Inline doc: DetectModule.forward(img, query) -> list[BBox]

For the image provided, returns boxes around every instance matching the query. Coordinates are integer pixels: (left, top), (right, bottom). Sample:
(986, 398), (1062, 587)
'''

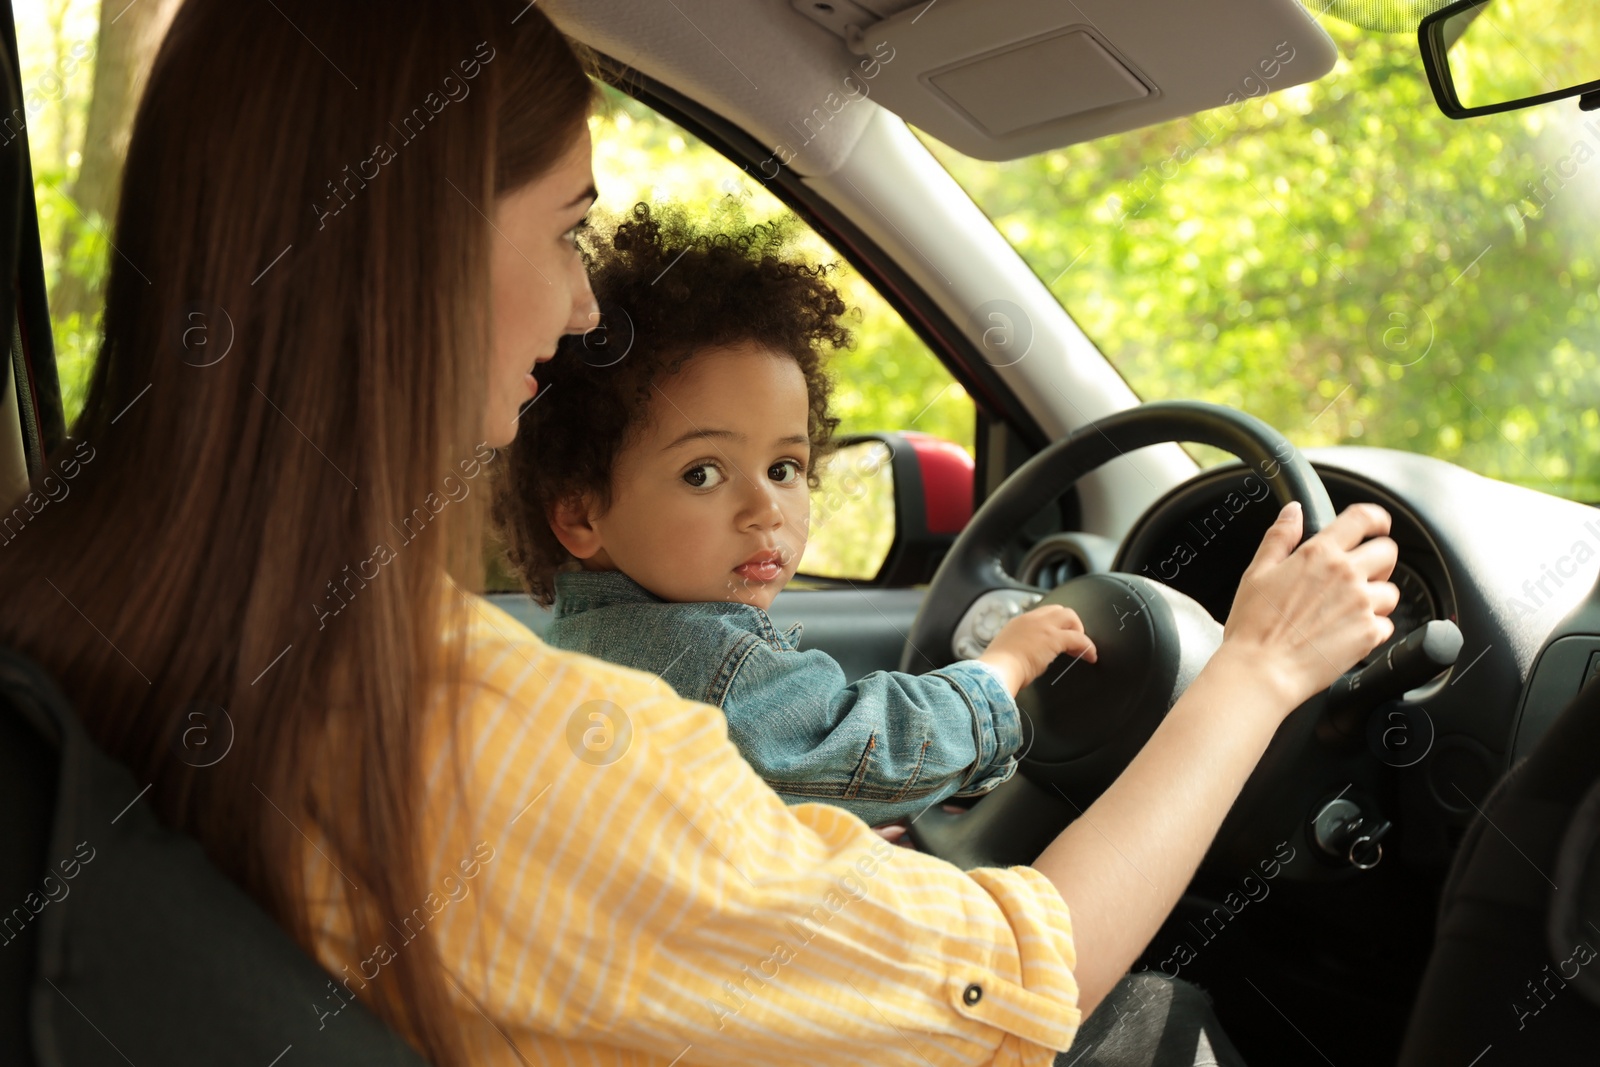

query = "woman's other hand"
(1218, 500), (1400, 713)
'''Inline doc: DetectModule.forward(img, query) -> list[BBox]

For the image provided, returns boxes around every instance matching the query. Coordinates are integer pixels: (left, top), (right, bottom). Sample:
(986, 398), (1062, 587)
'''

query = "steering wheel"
(902, 400), (1338, 869)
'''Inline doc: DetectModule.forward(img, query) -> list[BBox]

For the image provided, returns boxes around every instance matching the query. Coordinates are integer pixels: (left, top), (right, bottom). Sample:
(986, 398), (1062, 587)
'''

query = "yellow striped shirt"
(306, 592), (1081, 1065)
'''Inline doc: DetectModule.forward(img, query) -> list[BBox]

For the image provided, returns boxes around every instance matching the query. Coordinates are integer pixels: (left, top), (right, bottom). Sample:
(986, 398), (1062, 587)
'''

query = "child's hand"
(978, 605), (1097, 695)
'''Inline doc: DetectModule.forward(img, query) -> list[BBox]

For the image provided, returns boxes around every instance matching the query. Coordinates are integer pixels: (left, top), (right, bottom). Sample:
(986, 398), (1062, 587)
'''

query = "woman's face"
(485, 126), (600, 448)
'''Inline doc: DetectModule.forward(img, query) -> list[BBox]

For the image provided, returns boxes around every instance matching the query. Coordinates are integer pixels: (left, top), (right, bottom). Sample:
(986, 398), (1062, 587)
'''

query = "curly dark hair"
(493, 201), (851, 605)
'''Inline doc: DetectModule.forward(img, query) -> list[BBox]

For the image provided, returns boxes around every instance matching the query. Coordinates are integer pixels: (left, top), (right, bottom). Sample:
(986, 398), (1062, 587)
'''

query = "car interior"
(4, 0), (1600, 1063)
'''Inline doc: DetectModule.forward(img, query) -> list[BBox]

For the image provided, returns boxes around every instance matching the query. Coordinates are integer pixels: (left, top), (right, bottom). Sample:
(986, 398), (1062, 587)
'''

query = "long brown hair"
(0, 1), (596, 1062)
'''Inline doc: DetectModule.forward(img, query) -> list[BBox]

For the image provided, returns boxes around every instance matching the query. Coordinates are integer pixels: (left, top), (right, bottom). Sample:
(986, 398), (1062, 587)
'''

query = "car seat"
(0, 646), (430, 1065)
(1398, 672), (1600, 1062)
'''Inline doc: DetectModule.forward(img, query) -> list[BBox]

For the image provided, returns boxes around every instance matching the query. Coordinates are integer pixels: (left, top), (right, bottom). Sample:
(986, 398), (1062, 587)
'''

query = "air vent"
(1023, 550), (1084, 591)
(1016, 532), (1117, 590)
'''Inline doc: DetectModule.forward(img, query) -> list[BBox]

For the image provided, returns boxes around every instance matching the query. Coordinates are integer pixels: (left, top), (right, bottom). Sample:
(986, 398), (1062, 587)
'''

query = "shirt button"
(963, 983), (983, 1006)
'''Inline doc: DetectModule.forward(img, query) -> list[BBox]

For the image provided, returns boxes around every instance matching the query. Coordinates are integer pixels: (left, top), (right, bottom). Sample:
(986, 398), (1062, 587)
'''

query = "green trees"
(21, 0), (183, 425)
(587, 21), (1600, 503)
(588, 89), (976, 455)
(928, 19), (1600, 500)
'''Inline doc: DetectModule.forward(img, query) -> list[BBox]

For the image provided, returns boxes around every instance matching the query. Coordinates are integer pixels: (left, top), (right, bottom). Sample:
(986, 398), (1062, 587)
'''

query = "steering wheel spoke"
(951, 587), (1043, 661)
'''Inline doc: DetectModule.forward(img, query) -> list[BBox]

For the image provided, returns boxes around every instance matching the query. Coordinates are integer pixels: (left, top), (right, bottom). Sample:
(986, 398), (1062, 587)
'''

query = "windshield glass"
(921, 11), (1600, 502)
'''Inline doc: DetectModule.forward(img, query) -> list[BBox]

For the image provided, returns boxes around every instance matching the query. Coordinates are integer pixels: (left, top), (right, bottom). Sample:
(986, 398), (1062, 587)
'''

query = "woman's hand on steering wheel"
(1219, 500), (1401, 714)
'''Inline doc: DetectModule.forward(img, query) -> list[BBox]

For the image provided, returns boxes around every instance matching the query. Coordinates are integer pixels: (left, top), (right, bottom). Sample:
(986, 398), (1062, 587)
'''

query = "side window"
(582, 87), (975, 586)
(17, 9), (975, 592)
(18, 0), (179, 430)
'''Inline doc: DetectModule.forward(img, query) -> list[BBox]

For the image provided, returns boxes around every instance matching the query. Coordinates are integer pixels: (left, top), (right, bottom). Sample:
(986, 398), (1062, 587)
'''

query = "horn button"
(1013, 573), (1222, 800)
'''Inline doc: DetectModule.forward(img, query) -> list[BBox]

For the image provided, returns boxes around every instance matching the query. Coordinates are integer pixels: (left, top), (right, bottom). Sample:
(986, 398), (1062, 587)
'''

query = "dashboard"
(763, 443), (1600, 1066)
(1112, 465), (1457, 670)
(1012, 446), (1600, 845)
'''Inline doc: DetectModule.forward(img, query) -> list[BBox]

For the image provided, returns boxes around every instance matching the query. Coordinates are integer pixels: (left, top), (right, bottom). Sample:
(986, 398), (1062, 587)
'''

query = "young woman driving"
(0, 2), (1398, 1064)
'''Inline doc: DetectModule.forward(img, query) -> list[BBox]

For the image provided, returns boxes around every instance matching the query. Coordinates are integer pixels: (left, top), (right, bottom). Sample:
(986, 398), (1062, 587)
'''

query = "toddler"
(494, 202), (1095, 828)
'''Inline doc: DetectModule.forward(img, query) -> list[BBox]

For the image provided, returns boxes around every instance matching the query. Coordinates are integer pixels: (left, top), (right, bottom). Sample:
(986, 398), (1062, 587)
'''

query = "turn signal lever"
(1320, 619), (1464, 745)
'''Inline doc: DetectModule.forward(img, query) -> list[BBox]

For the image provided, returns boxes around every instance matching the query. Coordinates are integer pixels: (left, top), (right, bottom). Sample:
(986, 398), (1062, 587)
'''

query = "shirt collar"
(550, 569), (663, 617)
(550, 570), (804, 648)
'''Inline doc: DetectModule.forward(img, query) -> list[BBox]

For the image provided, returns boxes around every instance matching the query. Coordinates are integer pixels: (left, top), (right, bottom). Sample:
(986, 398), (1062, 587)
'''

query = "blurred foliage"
(921, 17), (1600, 500)
(802, 440), (896, 580)
(588, 87), (977, 457)
(17, 0), (103, 423)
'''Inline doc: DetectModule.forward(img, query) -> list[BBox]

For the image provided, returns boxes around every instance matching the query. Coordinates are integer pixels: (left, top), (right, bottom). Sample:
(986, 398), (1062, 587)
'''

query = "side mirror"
(1420, 0), (1600, 118)
(800, 432), (973, 585)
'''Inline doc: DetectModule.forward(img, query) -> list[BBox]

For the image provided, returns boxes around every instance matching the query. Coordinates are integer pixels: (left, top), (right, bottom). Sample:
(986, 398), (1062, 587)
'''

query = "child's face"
(577, 343), (812, 611)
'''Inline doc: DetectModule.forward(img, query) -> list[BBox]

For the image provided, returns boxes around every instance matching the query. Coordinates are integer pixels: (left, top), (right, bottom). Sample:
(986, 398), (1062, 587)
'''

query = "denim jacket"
(544, 570), (1022, 825)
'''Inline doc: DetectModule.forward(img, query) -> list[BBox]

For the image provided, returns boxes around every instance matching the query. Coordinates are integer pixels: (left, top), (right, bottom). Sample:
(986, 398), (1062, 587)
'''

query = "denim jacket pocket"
(842, 732), (935, 801)
(845, 732), (878, 799)
(839, 733), (944, 803)
(704, 633), (751, 709)
(759, 732), (941, 815)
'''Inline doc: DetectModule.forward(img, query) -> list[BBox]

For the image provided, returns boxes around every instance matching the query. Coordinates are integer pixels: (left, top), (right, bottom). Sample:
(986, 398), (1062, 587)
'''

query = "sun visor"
(795, 0), (1339, 160)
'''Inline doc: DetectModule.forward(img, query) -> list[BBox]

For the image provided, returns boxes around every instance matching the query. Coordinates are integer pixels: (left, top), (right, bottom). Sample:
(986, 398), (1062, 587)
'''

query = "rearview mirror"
(1420, 0), (1600, 118)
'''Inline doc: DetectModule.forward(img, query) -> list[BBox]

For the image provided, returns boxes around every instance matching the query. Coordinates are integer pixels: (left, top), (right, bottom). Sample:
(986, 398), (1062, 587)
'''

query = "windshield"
(921, 12), (1600, 502)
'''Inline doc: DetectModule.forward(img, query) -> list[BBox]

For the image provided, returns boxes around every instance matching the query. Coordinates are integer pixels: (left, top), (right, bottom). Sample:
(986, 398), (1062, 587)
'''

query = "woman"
(0, 2), (1398, 1064)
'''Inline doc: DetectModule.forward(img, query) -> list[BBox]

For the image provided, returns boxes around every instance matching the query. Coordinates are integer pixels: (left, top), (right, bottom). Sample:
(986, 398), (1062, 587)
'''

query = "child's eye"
(768, 459), (804, 485)
(564, 216), (590, 247)
(683, 463), (726, 489)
